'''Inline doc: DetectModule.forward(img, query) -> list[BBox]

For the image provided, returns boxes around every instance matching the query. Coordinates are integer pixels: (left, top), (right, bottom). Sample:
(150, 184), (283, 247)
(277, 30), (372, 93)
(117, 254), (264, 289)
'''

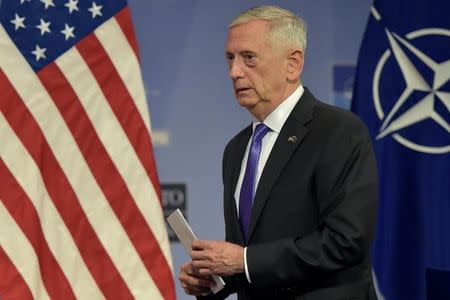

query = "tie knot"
(253, 123), (270, 141)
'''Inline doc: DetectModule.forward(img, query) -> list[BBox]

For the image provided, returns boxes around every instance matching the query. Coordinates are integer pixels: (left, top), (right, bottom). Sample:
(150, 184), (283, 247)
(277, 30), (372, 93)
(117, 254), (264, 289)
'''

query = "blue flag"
(351, 0), (450, 299)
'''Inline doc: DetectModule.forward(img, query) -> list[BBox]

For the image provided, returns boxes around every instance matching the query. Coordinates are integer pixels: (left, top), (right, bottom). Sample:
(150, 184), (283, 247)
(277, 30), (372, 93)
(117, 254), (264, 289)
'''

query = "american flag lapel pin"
(288, 136), (297, 143)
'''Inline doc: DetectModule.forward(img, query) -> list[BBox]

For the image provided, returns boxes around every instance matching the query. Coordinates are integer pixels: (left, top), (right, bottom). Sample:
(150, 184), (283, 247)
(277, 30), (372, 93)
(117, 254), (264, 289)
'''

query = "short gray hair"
(229, 5), (307, 51)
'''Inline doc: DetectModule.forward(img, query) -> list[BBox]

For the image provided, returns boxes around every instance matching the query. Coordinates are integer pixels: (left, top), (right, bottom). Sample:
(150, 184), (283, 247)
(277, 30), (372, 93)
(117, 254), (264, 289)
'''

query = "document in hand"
(167, 209), (225, 294)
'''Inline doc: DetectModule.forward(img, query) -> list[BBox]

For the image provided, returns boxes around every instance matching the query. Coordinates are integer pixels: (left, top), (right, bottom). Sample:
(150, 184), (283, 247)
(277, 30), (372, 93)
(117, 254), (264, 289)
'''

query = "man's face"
(225, 20), (289, 119)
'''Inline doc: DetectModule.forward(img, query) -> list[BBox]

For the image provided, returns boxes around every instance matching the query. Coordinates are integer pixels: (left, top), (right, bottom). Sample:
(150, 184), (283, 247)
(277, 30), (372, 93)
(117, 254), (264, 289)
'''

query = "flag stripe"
(112, 11), (164, 210)
(0, 27), (155, 299)
(56, 37), (173, 298)
(0, 200), (51, 300)
(0, 160), (76, 300)
(77, 31), (163, 202)
(42, 56), (167, 299)
(0, 114), (106, 299)
(92, 15), (172, 269)
(99, 16), (150, 134)
(38, 64), (140, 299)
(0, 245), (34, 300)
(115, 7), (140, 62)
(0, 71), (117, 300)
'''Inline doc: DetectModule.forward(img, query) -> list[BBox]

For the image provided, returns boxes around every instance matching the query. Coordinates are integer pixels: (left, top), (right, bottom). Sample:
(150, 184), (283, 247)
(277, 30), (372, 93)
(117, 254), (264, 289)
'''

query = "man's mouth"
(235, 87), (251, 94)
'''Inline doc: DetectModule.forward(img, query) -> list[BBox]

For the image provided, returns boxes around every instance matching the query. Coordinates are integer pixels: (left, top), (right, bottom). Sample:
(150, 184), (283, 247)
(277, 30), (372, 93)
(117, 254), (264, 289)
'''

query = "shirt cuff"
(244, 247), (252, 283)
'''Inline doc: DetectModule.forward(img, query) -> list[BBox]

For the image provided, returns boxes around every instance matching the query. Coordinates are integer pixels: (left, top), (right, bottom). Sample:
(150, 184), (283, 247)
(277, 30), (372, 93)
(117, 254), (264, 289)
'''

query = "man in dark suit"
(179, 5), (378, 299)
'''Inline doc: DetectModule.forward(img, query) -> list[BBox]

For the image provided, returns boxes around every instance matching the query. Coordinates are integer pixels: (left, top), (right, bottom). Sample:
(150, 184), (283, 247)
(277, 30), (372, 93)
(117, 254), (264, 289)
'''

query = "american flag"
(0, 0), (175, 299)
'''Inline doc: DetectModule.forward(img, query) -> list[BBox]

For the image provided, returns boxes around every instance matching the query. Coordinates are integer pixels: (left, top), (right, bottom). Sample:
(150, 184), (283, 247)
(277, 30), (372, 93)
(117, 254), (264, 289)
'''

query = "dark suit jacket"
(202, 88), (378, 300)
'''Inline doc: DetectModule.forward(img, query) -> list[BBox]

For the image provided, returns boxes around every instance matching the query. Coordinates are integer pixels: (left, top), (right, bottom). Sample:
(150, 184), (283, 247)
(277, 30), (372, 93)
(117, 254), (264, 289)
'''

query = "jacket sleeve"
(246, 117), (378, 288)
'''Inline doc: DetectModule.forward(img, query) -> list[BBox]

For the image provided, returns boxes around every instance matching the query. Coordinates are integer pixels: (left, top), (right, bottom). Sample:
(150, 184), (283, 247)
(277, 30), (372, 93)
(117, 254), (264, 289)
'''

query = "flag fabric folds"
(352, 0), (450, 299)
(0, 0), (175, 299)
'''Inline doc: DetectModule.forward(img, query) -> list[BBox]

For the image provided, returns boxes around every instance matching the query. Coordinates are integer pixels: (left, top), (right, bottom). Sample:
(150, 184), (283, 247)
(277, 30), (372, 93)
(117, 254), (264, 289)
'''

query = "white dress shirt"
(233, 84), (304, 283)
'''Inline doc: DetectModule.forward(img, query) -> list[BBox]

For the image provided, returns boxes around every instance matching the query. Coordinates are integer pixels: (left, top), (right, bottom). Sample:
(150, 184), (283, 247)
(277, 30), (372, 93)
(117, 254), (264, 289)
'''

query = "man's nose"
(229, 61), (245, 79)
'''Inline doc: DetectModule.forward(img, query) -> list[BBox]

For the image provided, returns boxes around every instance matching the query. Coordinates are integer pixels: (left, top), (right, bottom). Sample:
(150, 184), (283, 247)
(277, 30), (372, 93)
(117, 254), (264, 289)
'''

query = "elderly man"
(179, 5), (378, 300)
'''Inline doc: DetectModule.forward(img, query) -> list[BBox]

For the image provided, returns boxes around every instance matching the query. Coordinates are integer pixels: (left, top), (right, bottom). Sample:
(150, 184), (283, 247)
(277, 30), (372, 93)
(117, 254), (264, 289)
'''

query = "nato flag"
(351, 0), (450, 299)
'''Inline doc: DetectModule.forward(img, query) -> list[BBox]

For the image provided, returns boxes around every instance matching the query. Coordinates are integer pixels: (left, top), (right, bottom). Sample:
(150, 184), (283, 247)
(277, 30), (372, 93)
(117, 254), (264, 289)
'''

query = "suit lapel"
(247, 88), (316, 241)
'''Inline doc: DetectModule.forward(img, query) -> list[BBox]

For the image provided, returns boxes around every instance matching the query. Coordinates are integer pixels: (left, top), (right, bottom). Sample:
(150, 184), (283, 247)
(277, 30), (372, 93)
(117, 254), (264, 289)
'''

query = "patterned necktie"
(239, 123), (270, 242)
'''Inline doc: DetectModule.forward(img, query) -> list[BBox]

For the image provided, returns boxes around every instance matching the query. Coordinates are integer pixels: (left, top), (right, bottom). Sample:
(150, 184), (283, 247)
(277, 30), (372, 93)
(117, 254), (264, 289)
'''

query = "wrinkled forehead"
(225, 20), (271, 53)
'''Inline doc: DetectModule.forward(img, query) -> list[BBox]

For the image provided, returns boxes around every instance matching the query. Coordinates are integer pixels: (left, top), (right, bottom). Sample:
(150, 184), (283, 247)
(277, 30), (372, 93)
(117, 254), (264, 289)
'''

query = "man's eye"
(243, 54), (255, 60)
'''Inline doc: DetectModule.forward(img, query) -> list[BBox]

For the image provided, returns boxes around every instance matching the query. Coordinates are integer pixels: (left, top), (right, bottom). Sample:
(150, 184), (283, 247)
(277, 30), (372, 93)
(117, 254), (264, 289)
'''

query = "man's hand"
(179, 262), (215, 296)
(191, 240), (245, 276)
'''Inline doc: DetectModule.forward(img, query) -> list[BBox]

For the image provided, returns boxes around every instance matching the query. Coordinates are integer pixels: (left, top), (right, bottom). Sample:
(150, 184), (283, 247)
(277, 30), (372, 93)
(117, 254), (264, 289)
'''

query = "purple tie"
(239, 123), (270, 241)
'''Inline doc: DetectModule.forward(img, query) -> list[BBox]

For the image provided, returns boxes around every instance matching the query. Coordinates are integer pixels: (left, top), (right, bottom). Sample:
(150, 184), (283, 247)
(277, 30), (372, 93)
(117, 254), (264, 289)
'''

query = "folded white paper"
(167, 209), (225, 294)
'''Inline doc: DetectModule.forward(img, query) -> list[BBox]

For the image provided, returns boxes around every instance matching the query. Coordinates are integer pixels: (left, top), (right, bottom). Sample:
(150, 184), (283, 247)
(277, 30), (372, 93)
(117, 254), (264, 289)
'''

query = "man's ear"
(286, 49), (304, 82)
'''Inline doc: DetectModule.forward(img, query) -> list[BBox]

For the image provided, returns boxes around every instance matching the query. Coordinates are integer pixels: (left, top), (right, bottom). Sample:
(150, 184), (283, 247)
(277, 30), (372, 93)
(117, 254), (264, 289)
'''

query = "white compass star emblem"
(376, 29), (450, 140)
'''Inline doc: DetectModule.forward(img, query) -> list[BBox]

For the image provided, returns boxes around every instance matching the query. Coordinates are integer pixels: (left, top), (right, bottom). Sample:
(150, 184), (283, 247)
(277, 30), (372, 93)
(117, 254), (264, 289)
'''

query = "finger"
(181, 281), (210, 296)
(193, 239), (216, 250)
(198, 268), (214, 276)
(191, 259), (210, 270)
(181, 262), (205, 277)
(181, 263), (197, 275)
(192, 240), (206, 250)
(180, 262), (192, 272)
(179, 271), (214, 287)
(183, 284), (210, 296)
(180, 279), (211, 292)
(191, 249), (208, 260)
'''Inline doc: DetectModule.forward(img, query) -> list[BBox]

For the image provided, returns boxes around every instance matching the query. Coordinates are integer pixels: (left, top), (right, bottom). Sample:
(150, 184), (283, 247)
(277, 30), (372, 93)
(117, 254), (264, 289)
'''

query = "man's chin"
(236, 95), (258, 108)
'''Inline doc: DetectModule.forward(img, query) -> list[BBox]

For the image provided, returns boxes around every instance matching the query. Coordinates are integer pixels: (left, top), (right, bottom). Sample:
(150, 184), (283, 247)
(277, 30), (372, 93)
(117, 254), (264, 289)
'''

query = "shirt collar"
(252, 84), (304, 133)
